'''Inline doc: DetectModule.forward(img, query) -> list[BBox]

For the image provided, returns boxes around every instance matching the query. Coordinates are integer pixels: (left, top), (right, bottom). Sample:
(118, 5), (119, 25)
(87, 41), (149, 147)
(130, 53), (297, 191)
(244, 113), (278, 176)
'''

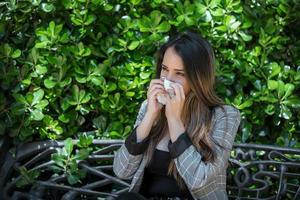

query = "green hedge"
(0, 0), (299, 147)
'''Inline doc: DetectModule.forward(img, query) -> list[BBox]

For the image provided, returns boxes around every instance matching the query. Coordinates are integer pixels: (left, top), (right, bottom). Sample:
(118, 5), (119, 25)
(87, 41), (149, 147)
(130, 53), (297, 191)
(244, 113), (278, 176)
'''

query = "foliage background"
(0, 0), (299, 147)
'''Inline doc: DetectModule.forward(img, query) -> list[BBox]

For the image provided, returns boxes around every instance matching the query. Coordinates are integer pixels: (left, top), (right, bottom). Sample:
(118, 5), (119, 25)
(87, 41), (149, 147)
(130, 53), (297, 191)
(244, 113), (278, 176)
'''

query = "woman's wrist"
(167, 118), (185, 142)
(136, 112), (157, 142)
(144, 111), (159, 123)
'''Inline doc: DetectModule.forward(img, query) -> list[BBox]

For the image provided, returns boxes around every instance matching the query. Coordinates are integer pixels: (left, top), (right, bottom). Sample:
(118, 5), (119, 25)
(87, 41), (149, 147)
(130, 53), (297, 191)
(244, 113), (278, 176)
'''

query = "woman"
(112, 30), (241, 200)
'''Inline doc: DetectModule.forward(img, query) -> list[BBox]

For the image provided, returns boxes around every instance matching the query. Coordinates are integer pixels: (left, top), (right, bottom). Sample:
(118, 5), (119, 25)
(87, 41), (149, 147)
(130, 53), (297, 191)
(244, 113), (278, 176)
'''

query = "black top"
(125, 127), (193, 159)
(139, 148), (194, 199)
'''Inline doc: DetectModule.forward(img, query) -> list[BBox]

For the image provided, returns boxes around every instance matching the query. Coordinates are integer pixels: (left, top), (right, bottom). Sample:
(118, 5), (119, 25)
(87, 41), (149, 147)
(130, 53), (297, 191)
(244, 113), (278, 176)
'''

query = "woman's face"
(160, 46), (191, 95)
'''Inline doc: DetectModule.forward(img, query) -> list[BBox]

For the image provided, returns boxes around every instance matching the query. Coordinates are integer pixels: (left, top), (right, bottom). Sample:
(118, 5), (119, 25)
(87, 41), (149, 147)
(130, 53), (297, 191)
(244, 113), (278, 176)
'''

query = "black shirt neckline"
(139, 147), (194, 199)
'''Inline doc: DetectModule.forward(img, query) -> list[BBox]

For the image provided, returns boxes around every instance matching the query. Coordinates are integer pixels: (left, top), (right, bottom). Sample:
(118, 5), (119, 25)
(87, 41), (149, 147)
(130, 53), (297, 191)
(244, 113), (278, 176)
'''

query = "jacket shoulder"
(213, 104), (241, 120)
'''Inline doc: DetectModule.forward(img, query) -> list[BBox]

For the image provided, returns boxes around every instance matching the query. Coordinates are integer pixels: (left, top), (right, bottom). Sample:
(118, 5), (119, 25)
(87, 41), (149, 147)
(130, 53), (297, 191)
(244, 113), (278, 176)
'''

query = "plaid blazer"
(113, 100), (241, 200)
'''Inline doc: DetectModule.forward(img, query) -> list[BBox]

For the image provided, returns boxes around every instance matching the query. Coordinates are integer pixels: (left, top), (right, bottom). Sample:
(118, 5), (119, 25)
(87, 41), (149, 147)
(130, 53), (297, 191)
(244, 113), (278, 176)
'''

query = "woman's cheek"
(178, 79), (189, 95)
(174, 78), (185, 86)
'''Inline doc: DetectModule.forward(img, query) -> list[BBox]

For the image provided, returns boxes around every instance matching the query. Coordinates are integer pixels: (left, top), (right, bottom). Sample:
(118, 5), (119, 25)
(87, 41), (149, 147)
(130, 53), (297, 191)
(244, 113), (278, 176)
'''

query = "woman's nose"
(166, 73), (175, 82)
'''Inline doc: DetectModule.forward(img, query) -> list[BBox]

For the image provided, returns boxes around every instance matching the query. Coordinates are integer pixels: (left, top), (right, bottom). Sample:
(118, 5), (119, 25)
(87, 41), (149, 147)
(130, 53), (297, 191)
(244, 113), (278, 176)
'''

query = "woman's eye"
(177, 73), (184, 76)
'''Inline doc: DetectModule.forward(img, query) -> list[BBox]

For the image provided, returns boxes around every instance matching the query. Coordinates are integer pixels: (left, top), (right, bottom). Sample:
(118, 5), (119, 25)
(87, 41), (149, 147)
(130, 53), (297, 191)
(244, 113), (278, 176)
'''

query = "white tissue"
(156, 79), (175, 105)
(157, 94), (167, 105)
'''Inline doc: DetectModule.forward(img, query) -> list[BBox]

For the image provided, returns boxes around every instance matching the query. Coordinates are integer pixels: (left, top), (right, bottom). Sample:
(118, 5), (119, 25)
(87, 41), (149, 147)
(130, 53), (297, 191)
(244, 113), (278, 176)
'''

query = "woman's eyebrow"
(162, 63), (184, 71)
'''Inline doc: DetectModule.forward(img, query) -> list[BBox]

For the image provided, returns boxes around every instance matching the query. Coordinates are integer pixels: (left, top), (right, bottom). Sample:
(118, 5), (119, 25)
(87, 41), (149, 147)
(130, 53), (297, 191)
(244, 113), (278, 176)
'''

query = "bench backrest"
(0, 138), (299, 200)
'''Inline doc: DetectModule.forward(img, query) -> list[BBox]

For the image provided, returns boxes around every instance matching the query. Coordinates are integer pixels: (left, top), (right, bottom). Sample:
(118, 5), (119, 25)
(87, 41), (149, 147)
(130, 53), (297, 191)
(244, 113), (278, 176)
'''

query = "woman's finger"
(148, 88), (166, 99)
(149, 79), (164, 90)
(177, 83), (185, 100)
(165, 91), (172, 103)
(148, 84), (165, 96)
(170, 83), (184, 100)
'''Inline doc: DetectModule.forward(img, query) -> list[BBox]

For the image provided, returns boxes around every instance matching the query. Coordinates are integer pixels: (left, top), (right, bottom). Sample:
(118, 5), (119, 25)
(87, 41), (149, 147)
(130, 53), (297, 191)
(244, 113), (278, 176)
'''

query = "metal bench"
(0, 136), (299, 200)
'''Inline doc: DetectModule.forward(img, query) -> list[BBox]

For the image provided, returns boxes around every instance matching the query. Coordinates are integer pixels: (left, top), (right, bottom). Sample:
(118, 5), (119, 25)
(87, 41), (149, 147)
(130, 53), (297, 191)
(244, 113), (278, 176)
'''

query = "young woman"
(112, 30), (241, 200)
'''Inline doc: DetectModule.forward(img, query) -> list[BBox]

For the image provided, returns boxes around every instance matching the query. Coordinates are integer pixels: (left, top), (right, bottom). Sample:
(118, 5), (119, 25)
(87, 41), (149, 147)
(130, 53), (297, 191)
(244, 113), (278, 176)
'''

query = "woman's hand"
(165, 82), (185, 121)
(146, 79), (165, 119)
(165, 82), (186, 142)
(135, 79), (165, 142)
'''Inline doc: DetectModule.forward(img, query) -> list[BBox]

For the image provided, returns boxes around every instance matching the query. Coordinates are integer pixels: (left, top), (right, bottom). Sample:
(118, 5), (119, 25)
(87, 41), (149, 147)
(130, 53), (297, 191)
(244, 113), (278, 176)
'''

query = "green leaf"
(35, 100), (49, 109)
(91, 76), (105, 86)
(52, 153), (65, 168)
(58, 113), (73, 123)
(31, 109), (44, 120)
(281, 83), (294, 100)
(61, 98), (71, 111)
(78, 133), (93, 148)
(49, 21), (56, 36)
(32, 0), (41, 6)
(79, 91), (90, 104)
(211, 8), (224, 16)
(237, 99), (253, 109)
(107, 82), (117, 92)
(268, 63), (281, 78)
(140, 71), (151, 79)
(11, 49), (21, 58)
(16, 167), (40, 188)
(44, 78), (56, 89)
(92, 115), (107, 131)
(156, 21), (171, 32)
(36, 65), (47, 75)
(277, 81), (285, 98)
(59, 77), (72, 87)
(138, 18), (151, 32)
(215, 25), (227, 32)
(282, 97), (300, 108)
(64, 138), (73, 156)
(72, 85), (80, 104)
(103, 3), (113, 11)
(230, 21), (241, 31)
(118, 78), (130, 90)
(69, 159), (78, 171)
(84, 14), (96, 25)
(128, 41), (140, 50)
(67, 174), (80, 185)
(259, 95), (278, 103)
(35, 41), (49, 49)
(107, 121), (123, 133)
(70, 14), (83, 26)
(267, 80), (278, 90)
(41, 3), (55, 12)
(29, 47), (38, 64)
(74, 149), (89, 160)
(241, 123), (252, 142)
(150, 10), (162, 26)
(130, 0), (141, 5)
(32, 89), (44, 106)
(264, 104), (275, 115)
(253, 80), (262, 90)
(13, 94), (28, 105)
(110, 130), (122, 138)
(195, 3), (206, 15)
(55, 24), (63, 36)
(279, 105), (292, 119)
(239, 31), (252, 42)
(126, 91), (135, 97)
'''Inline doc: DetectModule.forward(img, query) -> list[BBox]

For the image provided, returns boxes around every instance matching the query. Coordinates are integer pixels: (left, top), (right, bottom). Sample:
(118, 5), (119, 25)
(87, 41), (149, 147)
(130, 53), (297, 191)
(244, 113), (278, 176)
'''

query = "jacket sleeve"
(170, 105), (241, 193)
(113, 100), (148, 180)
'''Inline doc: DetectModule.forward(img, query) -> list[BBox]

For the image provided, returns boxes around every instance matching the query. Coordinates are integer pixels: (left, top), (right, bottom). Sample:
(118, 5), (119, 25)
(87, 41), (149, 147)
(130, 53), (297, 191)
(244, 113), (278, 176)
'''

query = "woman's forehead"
(162, 47), (184, 70)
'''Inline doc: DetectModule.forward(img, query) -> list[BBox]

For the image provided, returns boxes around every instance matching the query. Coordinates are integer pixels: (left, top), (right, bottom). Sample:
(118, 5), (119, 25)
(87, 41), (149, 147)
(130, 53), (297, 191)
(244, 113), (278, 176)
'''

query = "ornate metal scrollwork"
(227, 143), (300, 200)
